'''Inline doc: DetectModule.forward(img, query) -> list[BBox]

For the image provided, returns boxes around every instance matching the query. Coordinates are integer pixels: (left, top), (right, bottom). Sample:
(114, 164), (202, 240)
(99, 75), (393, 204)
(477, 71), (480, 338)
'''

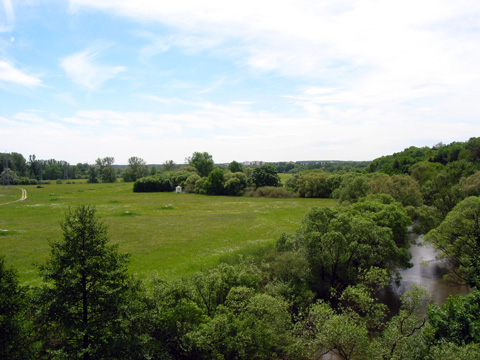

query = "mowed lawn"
(0, 182), (335, 285)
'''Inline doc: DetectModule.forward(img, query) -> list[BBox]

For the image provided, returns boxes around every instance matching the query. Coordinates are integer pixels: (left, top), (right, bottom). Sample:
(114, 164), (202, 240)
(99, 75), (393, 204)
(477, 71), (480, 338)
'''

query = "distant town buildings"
(242, 161), (264, 166)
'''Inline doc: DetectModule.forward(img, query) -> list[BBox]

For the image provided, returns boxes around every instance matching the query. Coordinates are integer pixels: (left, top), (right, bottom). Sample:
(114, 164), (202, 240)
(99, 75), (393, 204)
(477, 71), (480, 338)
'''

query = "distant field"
(0, 183), (335, 285)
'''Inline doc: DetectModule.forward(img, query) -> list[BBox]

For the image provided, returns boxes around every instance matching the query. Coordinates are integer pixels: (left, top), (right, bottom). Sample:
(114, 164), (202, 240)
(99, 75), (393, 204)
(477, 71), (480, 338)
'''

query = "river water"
(380, 234), (470, 313)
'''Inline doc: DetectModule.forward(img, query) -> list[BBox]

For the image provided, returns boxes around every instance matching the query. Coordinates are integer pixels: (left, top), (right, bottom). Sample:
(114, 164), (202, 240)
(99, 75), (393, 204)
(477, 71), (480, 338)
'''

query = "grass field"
(0, 183), (335, 286)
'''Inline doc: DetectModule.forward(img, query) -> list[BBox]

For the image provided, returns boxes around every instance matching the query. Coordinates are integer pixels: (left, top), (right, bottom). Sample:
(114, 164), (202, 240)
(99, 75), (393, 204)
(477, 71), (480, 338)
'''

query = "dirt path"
(0, 188), (27, 206)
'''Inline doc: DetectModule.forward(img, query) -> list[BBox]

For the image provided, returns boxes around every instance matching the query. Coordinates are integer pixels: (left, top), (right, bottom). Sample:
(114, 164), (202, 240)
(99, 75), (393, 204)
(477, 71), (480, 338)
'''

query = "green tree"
(86, 165), (99, 183)
(247, 164), (281, 188)
(458, 171), (480, 198)
(227, 161), (243, 173)
(162, 160), (176, 172)
(224, 172), (248, 196)
(34, 205), (142, 359)
(203, 168), (225, 195)
(332, 173), (371, 204)
(368, 174), (423, 207)
(123, 156), (148, 182)
(0, 257), (33, 359)
(43, 163), (62, 180)
(189, 287), (292, 360)
(296, 172), (332, 198)
(294, 301), (372, 360)
(96, 157), (117, 183)
(410, 161), (444, 186)
(374, 286), (430, 360)
(427, 289), (480, 346)
(426, 196), (480, 287)
(186, 152), (214, 177)
(288, 205), (407, 298)
(184, 173), (201, 193)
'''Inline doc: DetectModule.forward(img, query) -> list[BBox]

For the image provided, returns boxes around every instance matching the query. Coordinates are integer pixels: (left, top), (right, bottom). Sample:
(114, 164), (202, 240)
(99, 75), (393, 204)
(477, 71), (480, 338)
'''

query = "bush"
(224, 172), (248, 196)
(133, 175), (173, 192)
(244, 186), (297, 198)
(195, 178), (206, 194)
(56, 179), (63, 184)
(14, 177), (38, 185)
(203, 168), (225, 195)
(185, 174), (201, 193)
(133, 171), (194, 192)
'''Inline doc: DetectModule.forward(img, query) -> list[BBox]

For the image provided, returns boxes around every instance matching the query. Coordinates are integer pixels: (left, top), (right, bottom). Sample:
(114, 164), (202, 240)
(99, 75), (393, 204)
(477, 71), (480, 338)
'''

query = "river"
(380, 233), (470, 314)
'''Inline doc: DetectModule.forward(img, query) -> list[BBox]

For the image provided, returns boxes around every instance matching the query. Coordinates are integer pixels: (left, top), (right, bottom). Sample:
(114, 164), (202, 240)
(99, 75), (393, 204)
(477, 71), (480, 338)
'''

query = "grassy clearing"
(0, 182), (335, 285)
(0, 186), (24, 204)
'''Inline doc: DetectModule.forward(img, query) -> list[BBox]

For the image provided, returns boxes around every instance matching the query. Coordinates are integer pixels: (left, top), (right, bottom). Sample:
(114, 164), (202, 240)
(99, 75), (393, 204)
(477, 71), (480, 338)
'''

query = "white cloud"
(0, 0), (14, 32)
(60, 49), (127, 90)
(0, 61), (41, 87)
(68, 0), (480, 111)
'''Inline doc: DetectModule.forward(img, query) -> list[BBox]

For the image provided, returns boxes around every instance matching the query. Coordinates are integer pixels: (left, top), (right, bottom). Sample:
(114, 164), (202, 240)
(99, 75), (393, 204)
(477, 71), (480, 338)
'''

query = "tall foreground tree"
(34, 205), (143, 359)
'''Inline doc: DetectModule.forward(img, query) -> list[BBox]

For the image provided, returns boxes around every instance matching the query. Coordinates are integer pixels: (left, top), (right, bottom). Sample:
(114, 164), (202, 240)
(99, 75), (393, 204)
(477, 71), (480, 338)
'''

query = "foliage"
(144, 278), (206, 359)
(96, 157), (117, 183)
(458, 171), (480, 198)
(426, 289), (480, 346)
(184, 173), (201, 193)
(409, 205), (443, 235)
(247, 164), (281, 188)
(133, 170), (193, 192)
(189, 289), (292, 360)
(244, 186), (297, 198)
(410, 161), (444, 186)
(294, 300), (372, 360)
(224, 171), (248, 196)
(186, 152), (214, 177)
(350, 194), (412, 247)
(373, 286), (430, 360)
(227, 160), (243, 173)
(203, 168), (225, 195)
(284, 203), (409, 298)
(332, 173), (371, 204)
(296, 171), (333, 198)
(0, 257), (33, 359)
(123, 156), (149, 182)
(86, 165), (99, 183)
(194, 177), (206, 194)
(427, 342), (480, 360)
(163, 160), (176, 172)
(425, 196), (480, 287)
(368, 174), (423, 207)
(33, 205), (143, 359)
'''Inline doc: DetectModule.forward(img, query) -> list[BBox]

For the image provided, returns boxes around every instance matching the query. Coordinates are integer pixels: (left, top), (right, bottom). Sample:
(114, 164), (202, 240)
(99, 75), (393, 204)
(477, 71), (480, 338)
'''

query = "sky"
(1, 0), (480, 165)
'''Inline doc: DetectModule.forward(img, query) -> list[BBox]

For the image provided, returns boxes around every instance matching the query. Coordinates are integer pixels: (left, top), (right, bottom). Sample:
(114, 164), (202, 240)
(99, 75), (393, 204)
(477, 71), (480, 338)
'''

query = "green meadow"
(0, 183), (335, 285)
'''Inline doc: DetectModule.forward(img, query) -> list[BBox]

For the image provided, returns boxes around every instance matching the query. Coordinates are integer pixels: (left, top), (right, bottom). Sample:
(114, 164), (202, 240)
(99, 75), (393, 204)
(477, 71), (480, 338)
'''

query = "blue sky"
(1, 0), (480, 165)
